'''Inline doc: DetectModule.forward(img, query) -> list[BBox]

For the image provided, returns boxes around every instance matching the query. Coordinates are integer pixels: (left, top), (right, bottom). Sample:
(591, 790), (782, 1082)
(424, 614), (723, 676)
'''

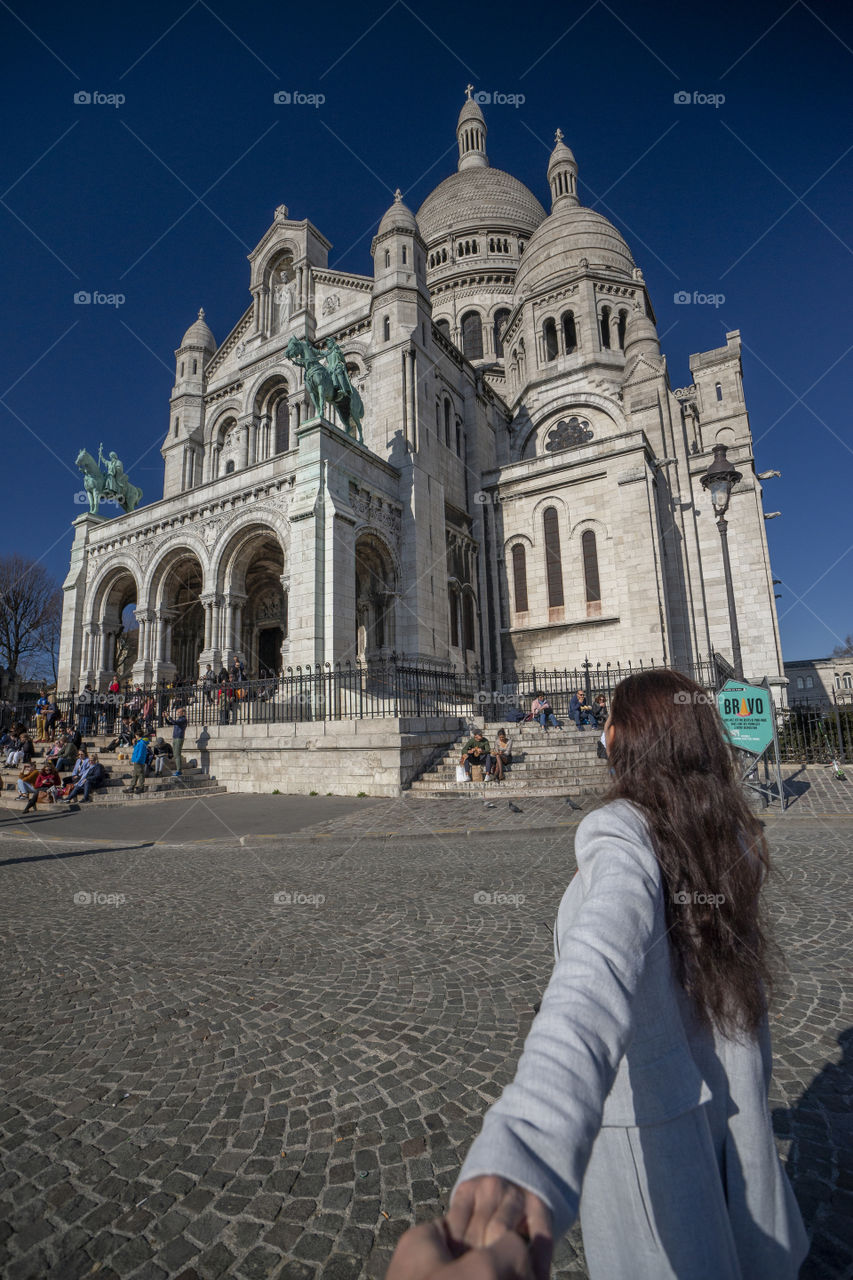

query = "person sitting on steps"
(492, 729), (513, 782)
(460, 730), (493, 780)
(531, 692), (559, 731)
(569, 689), (597, 731)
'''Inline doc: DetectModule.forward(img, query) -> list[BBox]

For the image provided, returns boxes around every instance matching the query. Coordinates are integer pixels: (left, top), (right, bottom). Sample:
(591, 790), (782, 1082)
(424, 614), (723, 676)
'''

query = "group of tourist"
(459, 691), (609, 782)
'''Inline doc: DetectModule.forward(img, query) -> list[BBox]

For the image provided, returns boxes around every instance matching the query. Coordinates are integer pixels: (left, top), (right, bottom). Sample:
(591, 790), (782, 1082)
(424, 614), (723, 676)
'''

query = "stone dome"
(181, 308), (216, 351)
(376, 189), (418, 239)
(416, 168), (546, 246)
(514, 204), (635, 291)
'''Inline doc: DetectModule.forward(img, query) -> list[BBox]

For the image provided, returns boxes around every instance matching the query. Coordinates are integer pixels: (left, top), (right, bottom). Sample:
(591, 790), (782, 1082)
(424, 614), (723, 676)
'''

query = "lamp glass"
(710, 478), (731, 516)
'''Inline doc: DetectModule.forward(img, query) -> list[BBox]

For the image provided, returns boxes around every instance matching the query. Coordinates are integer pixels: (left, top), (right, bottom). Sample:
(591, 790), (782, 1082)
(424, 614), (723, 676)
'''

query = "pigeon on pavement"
(508, 801), (523, 813)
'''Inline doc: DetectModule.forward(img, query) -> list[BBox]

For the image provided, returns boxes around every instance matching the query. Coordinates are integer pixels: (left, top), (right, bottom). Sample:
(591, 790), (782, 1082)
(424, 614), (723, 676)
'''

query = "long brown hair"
(605, 670), (772, 1035)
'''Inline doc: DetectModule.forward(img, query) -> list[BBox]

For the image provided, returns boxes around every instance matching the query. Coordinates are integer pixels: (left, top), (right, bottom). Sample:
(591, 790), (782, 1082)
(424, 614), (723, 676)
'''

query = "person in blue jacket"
(124, 735), (149, 795)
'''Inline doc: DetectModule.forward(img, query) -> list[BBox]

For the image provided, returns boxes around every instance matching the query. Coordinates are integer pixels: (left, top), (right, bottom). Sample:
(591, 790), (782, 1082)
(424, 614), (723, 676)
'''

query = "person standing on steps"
(388, 669), (808, 1280)
(125, 735), (148, 795)
(163, 706), (188, 777)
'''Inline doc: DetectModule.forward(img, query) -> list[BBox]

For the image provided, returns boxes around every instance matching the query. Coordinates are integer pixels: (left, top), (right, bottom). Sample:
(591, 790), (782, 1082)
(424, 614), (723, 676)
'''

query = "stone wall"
(190, 716), (466, 797)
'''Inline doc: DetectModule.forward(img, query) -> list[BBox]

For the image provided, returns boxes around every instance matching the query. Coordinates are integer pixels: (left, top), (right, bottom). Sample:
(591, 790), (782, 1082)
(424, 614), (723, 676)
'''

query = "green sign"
(717, 680), (775, 756)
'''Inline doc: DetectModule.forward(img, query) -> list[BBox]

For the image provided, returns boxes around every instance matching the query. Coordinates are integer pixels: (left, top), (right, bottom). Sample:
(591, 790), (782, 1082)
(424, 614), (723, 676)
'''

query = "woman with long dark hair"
(388, 670), (808, 1280)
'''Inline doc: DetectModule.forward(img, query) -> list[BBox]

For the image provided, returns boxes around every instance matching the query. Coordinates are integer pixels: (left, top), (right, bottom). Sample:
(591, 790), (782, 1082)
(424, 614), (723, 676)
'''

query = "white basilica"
(58, 90), (784, 693)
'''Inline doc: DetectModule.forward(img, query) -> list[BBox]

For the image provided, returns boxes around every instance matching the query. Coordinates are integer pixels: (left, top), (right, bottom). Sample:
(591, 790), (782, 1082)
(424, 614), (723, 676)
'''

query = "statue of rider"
(98, 444), (126, 503)
(325, 338), (354, 400)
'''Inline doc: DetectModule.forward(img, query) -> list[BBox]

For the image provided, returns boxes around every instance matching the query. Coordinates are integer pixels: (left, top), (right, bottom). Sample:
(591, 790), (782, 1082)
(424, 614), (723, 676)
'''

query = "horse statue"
(285, 335), (364, 444)
(75, 447), (143, 516)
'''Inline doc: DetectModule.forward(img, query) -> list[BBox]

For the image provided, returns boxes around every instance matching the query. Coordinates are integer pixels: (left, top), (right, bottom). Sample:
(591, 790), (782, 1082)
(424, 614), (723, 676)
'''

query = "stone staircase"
(408, 720), (610, 799)
(7, 735), (227, 807)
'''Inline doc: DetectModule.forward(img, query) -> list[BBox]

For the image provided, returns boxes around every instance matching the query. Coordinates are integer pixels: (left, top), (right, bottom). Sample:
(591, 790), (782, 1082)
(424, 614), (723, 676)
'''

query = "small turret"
(457, 86), (488, 171)
(547, 129), (579, 209)
(623, 302), (661, 362)
(164, 308), (215, 498)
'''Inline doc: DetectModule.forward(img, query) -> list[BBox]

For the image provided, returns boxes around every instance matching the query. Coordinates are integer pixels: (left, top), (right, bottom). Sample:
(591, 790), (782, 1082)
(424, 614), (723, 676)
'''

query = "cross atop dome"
(394, 188), (403, 202)
(555, 128), (564, 144)
(465, 83), (474, 99)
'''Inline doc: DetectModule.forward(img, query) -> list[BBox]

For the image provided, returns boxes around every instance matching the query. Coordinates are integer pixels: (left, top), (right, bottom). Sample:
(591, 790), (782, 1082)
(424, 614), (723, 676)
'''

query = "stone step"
(410, 774), (607, 791)
(410, 783), (605, 799)
(86, 784), (228, 806)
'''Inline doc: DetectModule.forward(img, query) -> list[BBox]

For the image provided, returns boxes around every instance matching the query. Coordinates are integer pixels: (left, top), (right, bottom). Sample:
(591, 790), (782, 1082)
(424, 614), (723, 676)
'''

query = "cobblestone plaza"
(0, 799), (851, 1279)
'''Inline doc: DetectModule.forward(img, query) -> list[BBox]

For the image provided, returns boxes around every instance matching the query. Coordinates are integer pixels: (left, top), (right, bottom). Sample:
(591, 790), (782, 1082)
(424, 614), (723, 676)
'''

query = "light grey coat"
(454, 799), (808, 1279)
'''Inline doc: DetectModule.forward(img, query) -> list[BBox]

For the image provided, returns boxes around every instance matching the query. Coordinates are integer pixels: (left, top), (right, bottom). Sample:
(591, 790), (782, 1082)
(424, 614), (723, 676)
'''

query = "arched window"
(449, 588), (459, 648)
(845, 674), (853, 689)
(402, 246), (407, 265)
(600, 307), (611, 349)
(834, 674), (842, 688)
(383, 316), (391, 342)
(617, 310), (628, 350)
(511, 545), (528, 613)
(561, 310), (577, 354)
(461, 311), (483, 360)
(192, 359), (198, 375)
(384, 249), (390, 268)
(462, 593), (476, 652)
(443, 399), (451, 448)
(543, 507), (564, 608)
(796, 677), (804, 690)
(805, 676), (814, 689)
(225, 460), (236, 475)
(582, 529), (601, 612)
(274, 399), (290, 453)
(493, 308), (511, 358)
(174, 417), (180, 437)
(180, 362), (185, 377)
(715, 382), (723, 402)
(436, 317), (450, 338)
(543, 318), (558, 362)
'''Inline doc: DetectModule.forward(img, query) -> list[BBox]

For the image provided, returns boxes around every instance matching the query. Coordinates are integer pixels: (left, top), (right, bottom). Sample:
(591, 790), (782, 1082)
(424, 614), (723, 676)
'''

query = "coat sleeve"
(452, 802), (662, 1240)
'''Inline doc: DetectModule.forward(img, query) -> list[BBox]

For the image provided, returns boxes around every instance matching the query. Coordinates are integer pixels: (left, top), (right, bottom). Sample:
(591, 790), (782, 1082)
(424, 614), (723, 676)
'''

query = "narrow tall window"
(561, 310), (577, 353)
(617, 311), (627, 350)
(274, 399), (290, 453)
(402, 246), (407, 264)
(443, 399), (451, 448)
(493, 308), (510, 358)
(511, 544), (528, 613)
(383, 316), (391, 341)
(600, 307), (611, 349)
(543, 508), (564, 608)
(462, 593), (475, 652)
(461, 311), (483, 360)
(582, 529), (601, 604)
(384, 249), (390, 268)
(715, 382), (723, 401)
(449, 590), (459, 647)
(543, 318), (558, 362)
(192, 359), (198, 374)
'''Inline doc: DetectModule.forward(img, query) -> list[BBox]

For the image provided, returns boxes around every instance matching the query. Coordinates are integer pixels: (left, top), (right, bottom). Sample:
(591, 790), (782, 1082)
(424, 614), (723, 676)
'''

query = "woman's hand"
(386, 1217), (535, 1280)
(447, 1177), (553, 1280)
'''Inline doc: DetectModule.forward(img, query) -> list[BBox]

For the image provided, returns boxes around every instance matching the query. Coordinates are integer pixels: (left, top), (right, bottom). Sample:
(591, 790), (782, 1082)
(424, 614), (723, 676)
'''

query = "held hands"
(386, 1177), (552, 1280)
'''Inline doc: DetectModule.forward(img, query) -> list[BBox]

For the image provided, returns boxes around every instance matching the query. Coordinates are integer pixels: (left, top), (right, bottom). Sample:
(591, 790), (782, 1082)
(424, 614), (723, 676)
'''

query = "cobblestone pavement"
(0, 812), (851, 1280)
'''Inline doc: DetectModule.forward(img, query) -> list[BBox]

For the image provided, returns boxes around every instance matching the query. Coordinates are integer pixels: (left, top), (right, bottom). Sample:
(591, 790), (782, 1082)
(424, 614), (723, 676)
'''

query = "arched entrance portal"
(87, 566), (139, 688)
(146, 549), (205, 685)
(218, 527), (287, 677)
(355, 534), (397, 662)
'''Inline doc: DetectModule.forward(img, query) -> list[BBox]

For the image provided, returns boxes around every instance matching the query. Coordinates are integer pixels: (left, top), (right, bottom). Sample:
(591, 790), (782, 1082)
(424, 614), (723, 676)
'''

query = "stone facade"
(59, 90), (784, 696)
(784, 657), (853, 707)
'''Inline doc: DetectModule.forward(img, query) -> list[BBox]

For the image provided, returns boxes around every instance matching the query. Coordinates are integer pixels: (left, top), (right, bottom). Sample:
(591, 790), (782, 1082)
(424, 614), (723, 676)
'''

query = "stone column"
(237, 417), (252, 470)
(251, 286), (262, 334)
(198, 593), (223, 673)
(132, 608), (154, 684)
(152, 607), (177, 684)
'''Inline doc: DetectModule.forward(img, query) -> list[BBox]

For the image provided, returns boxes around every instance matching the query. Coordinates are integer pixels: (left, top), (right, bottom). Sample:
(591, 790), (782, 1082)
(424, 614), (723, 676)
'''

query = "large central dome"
(416, 167), (546, 244)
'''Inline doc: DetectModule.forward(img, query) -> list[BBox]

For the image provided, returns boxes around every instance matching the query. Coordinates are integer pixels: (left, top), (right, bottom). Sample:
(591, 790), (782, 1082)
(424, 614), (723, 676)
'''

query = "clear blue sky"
(1, 0), (851, 662)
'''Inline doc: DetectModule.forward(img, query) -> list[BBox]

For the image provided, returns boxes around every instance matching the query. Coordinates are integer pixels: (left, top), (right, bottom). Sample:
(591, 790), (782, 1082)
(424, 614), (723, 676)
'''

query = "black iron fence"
(1, 653), (729, 737)
(776, 701), (853, 764)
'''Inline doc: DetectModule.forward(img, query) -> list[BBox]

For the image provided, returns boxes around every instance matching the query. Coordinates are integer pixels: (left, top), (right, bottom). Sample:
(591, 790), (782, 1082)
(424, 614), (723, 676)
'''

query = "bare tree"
(0, 555), (63, 685)
(831, 634), (853, 659)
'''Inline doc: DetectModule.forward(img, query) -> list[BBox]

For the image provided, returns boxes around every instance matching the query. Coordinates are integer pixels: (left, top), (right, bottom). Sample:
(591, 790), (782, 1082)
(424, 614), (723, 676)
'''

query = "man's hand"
(386, 1218), (534, 1280)
(446, 1177), (552, 1280)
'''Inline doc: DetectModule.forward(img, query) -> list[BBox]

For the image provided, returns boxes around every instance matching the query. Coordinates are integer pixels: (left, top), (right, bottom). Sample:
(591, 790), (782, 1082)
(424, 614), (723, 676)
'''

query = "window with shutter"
(543, 508), (564, 608)
(511, 544), (528, 613)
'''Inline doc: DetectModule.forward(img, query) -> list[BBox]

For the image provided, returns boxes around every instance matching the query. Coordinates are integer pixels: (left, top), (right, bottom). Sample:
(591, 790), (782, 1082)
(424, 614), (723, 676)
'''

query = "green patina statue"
(75, 444), (143, 515)
(285, 336), (364, 443)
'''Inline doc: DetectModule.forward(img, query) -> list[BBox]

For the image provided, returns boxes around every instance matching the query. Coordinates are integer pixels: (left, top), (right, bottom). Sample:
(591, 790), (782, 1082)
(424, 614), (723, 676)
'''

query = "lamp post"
(700, 443), (744, 679)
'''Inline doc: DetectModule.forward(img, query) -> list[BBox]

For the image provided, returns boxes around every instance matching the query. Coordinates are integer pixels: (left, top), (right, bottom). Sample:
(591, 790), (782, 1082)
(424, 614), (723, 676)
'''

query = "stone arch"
(212, 520), (288, 675)
(355, 530), (399, 661)
(530, 493), (569, 537)
(205, 400), (242, 447)
(144, 543), (208, 681)
(84, 558), (142, 683)
(251, 373), (292, 458)
(514, 396), (626, 462)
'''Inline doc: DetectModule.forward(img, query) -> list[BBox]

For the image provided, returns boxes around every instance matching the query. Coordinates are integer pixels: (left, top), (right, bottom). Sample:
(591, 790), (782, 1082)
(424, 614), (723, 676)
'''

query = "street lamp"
(700, 443), (744, 679)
